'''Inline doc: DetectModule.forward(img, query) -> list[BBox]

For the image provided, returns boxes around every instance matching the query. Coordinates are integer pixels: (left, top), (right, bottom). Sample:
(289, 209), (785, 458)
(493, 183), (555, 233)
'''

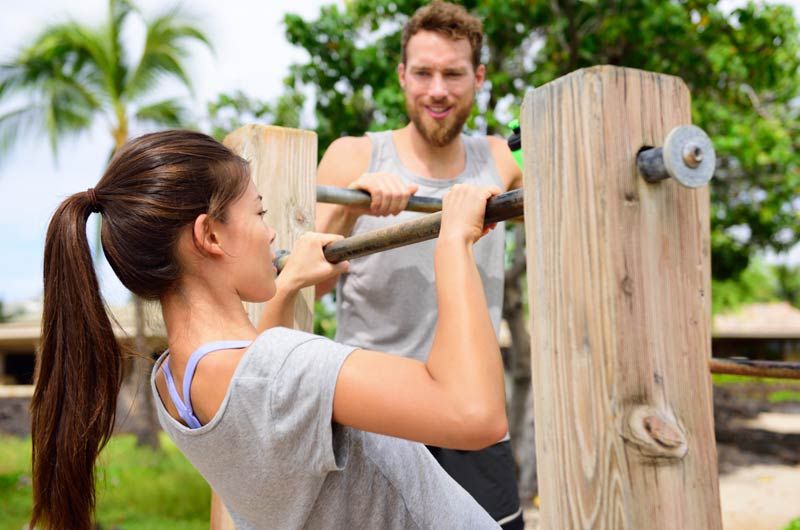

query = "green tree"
(205, 90), (303, 141)
(0, 0), (211, 447)
(282, 0), (800, 279)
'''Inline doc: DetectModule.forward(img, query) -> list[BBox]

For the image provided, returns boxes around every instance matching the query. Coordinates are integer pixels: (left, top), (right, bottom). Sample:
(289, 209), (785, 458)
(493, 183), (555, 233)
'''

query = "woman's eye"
(258, 209), (268, 217)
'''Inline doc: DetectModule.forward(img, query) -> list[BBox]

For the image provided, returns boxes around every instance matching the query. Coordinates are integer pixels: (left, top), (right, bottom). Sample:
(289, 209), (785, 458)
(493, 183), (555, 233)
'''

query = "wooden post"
(206, 124), (317, 530)
(521, 66), (721, 529)
(224, 124), (317, 330)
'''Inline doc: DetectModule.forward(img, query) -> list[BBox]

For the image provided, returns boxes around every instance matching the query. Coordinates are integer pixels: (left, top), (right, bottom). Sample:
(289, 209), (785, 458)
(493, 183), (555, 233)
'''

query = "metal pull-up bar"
(277, 125), (715, 271)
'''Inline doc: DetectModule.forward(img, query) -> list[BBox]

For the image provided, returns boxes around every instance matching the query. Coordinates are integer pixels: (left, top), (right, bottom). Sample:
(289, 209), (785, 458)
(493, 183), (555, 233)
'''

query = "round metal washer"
(662, 125), (716, 188)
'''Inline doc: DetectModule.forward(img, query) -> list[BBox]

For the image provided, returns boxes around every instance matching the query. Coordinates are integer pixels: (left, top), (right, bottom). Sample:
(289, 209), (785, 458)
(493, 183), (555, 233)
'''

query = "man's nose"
(429, 73), (448, 99)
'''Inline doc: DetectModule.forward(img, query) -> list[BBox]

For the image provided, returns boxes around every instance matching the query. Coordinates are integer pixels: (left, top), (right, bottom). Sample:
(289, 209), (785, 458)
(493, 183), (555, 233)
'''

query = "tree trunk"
(116, 296), (160, 449)
(503, 223), (538, 502)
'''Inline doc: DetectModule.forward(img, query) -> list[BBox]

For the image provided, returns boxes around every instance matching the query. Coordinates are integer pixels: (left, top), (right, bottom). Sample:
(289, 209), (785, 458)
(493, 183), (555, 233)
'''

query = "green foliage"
(783, 517), (800, 530)
(0, 0), (210, 156)
(0, 434), (209, 530)
(281, 0), (800, 279)
(711, 258), (779, 313)
(711, 258), (800, 313)
(314, 295), (337, 338)
(0, 300), (20, 323)
(205, 89), (303, 141)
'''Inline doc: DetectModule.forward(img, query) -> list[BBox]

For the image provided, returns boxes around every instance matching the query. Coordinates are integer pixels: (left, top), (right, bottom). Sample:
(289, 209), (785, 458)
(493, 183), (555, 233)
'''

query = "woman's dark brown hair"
(31, 130), (251, 530)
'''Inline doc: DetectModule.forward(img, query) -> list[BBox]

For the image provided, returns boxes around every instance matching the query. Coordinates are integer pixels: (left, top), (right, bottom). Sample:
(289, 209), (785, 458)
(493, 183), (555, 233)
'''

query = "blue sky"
(0, 0), (798, 306)
(0, 0), (341, 305)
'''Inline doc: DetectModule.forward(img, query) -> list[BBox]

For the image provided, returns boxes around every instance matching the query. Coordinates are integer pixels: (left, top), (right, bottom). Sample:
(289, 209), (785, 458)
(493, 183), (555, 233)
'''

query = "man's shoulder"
(329, 134), (373, 150)
(319, 135), (375, 183)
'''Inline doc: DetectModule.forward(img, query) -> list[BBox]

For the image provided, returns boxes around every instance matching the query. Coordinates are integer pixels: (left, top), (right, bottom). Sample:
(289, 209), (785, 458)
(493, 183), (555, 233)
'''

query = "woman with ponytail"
(33, 129), (507, 529)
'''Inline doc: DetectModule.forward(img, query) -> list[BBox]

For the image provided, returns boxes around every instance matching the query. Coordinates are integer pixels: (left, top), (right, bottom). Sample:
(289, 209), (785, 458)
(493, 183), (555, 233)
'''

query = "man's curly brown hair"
(401, 1), (483, 69)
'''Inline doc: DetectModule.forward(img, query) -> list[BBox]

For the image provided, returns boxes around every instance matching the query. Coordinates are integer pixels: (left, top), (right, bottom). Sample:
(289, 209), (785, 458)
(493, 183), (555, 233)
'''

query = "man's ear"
(192, 214), (225, 256)
(474, 64), (486, 88)
(397, 62), (406, 89)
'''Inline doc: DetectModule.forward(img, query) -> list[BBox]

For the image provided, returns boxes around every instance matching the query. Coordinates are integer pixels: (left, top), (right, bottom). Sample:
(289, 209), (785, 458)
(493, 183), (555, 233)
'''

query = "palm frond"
(1, 22), (109, 102)
(0, 105), (46, 160)
(108, 0), (136, 99)
(134, 98), (188, 128)
(125, 8), (211, 99)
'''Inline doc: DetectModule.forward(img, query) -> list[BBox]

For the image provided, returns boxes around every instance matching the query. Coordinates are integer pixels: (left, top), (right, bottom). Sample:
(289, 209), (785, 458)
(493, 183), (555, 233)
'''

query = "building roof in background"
(712, 302), (800, 339)
(0, 300), (165, 350)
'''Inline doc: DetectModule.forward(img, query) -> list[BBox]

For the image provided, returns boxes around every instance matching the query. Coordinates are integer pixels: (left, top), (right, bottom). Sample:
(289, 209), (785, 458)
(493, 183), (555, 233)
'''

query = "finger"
(388, 182), (406, 215)
(370, 187), (386, 215)
(317, 233), (345, 245)
(333, 260), (349, 274)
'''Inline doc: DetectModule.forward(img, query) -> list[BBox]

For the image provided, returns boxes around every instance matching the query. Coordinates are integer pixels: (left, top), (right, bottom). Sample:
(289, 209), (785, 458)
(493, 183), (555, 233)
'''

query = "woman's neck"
(160, 281), (258, 359)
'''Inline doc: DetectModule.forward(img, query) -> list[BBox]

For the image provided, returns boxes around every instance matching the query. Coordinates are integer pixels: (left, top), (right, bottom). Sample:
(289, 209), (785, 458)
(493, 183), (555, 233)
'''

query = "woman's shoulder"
(242, 327), (345, 376)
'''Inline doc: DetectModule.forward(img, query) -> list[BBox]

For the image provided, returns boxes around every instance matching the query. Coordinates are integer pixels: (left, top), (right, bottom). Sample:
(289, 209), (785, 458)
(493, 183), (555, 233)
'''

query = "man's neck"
(393, 124), (466, 180)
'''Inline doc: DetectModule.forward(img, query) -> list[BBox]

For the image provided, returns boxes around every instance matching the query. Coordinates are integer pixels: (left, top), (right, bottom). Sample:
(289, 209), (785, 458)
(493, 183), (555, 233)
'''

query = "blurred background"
(1, 1), (799, 529)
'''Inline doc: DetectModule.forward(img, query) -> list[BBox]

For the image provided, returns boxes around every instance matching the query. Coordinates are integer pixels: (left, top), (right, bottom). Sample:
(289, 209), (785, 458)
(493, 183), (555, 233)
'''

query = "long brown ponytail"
(31, 130), (251, 529)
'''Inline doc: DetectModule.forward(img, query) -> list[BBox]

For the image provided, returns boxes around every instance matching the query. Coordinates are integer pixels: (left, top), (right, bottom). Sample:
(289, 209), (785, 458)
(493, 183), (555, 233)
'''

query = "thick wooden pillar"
(206, 125), (317, 530)
(522, 66), (721, 529)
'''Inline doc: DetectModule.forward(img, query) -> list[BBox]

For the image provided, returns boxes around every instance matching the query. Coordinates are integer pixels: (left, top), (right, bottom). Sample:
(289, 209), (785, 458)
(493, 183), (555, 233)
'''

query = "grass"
(0, 433), (211, 530)
(712, 373), (800, 404)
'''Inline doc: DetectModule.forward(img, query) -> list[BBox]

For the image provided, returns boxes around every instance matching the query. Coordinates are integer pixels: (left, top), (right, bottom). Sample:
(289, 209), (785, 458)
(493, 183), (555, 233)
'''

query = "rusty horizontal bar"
(317, 185), (443, 214)
(276, 188), (524, 271)
(709, 358), (800, 380)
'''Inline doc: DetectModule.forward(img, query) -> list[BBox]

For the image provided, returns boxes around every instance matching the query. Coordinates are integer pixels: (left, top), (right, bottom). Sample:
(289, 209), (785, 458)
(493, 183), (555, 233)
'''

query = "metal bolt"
(682, 143), (703, 168)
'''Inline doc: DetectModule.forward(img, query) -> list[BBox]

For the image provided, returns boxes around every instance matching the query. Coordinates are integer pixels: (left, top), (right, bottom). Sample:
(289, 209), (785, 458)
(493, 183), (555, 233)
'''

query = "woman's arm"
(332, 184), (507, 450)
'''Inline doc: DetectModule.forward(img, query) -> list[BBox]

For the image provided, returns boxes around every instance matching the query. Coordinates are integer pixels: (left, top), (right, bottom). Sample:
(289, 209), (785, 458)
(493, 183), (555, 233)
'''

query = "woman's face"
(215, 180), (278, 302)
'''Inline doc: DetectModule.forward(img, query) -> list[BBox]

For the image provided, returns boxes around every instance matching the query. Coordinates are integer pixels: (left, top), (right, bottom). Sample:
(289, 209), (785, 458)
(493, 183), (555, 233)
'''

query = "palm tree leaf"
(1, 23), (109, 101)
(0, 105), (46, 160)
(134, 98), (189, 128)
(125, 8), (211, 99)
(108, 0), (136, 100)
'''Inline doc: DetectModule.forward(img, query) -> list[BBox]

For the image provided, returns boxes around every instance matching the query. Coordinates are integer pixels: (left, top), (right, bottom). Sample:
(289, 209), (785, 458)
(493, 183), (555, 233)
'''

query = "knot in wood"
(622, 405), (688, 460)
(643, 415), (683, 448)
(293, 208), (308, 226)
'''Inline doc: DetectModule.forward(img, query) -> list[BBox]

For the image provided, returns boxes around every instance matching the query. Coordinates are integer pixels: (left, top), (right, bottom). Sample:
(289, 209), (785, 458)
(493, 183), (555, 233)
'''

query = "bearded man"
(315, 2), (524, 528)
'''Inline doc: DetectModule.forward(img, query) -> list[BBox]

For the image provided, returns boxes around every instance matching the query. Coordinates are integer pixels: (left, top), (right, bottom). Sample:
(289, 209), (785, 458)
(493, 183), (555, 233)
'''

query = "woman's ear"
(192, 214), (225, 256)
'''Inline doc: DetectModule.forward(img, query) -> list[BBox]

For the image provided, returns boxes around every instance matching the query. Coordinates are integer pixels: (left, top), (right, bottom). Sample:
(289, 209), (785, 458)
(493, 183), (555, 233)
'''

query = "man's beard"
(406, 97), (472, 148)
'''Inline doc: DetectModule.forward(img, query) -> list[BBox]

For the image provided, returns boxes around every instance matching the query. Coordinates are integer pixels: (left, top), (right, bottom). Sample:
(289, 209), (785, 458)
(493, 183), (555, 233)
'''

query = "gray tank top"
(335, 131), (506, 362)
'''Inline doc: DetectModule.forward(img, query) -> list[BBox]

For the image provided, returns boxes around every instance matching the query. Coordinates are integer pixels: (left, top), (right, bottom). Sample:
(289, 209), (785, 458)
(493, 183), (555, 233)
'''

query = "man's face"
(398, 30), (485, 147)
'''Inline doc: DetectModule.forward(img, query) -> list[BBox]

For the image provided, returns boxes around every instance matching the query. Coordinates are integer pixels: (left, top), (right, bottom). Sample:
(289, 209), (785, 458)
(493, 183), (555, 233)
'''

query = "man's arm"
(315, 135), (418, 298)
(316, 136), (373, 237)
(488, 136), (523, 191)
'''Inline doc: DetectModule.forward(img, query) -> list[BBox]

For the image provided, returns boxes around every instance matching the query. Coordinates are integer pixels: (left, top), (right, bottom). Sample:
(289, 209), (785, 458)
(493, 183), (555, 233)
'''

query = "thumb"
(407, 183), (419, 195)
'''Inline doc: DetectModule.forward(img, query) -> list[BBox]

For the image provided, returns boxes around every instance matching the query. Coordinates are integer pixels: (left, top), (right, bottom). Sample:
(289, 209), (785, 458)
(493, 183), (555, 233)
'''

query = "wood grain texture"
(521, 66), (721, 530)
(209, 124), (317, 530)
(224, 124), (317, 331)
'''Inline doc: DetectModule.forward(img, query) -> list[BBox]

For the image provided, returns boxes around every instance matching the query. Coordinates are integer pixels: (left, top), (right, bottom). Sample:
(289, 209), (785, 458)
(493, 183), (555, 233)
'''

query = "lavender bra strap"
(161, 340), (252, 429)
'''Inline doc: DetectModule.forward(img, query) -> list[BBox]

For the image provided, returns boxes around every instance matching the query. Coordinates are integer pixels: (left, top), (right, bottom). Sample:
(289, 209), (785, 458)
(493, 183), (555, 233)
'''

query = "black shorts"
(427, 440), (522, 527)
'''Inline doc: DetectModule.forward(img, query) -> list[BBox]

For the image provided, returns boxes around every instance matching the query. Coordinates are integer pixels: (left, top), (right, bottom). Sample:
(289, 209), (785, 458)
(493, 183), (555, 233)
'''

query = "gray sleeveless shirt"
(335, 131), (505, 361)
